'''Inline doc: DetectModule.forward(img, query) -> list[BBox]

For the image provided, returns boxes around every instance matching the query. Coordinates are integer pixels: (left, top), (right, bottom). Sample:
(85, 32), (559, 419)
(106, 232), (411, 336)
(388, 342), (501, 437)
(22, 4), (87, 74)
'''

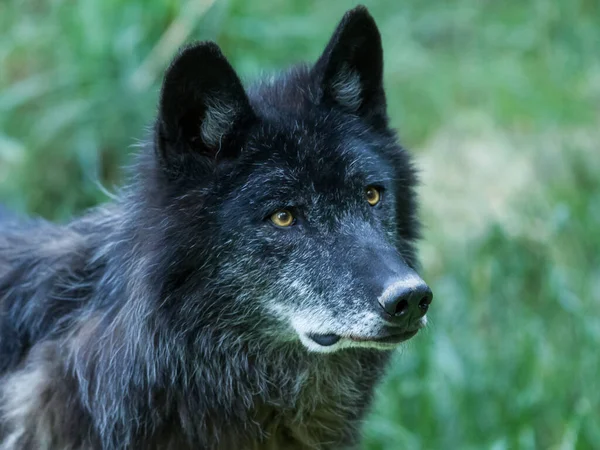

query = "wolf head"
(145, 6), (431, 353)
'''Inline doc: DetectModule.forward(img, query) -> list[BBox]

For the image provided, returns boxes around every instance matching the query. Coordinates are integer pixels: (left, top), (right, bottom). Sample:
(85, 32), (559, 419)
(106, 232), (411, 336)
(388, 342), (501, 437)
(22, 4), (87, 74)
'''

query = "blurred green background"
(1, 0), (599, 448)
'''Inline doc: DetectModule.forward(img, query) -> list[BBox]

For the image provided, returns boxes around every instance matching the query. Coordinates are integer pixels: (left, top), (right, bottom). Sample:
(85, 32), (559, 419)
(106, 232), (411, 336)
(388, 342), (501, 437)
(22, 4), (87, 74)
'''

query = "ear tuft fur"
(330, 65), (363, 112)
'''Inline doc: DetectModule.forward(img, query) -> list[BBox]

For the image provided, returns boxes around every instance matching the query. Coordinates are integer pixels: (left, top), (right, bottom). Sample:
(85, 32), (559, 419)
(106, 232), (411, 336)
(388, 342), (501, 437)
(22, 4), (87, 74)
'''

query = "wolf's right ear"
(313, 6), (387, 129)
(156, 42), (255, 174)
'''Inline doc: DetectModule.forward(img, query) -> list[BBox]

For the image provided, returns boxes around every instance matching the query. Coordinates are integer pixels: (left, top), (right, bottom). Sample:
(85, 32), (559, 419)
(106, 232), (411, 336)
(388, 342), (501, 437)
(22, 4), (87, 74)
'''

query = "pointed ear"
(156, 42), (256, 173)
(313, 6), (387, 129)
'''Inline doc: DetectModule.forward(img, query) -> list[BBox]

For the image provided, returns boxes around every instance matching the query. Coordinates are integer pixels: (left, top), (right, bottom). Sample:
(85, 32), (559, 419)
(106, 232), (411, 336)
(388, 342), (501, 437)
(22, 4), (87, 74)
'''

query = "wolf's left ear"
(156, 42), (256, 175)
(313, 6), (387, 129)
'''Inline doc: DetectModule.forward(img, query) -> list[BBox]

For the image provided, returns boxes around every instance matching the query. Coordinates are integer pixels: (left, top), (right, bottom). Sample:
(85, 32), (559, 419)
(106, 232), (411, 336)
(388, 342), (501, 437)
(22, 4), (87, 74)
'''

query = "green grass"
(1, 0), (599, 448)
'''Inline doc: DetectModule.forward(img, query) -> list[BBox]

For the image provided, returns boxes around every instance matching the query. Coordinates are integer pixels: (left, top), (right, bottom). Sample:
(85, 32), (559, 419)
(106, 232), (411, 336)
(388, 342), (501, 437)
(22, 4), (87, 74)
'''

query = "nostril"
(394, 299), (409, 316)
(418, 293), (433, 312)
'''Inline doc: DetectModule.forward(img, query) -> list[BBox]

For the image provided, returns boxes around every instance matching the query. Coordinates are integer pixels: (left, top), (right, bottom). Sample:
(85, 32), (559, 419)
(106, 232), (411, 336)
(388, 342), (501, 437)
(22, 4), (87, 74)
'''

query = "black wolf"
(0, 6), (432, 450)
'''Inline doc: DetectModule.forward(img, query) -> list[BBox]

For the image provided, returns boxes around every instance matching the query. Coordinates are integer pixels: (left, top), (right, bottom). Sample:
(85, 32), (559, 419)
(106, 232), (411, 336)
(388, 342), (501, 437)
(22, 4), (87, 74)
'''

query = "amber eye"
(270, 210), (295, 227)
(365, 186), (381, 206)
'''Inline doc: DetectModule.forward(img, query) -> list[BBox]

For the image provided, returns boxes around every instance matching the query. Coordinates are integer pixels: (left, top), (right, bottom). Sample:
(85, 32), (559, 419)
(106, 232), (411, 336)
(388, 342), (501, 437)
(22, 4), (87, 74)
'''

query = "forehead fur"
(247, 65), (321, 119)
(241, 65), (395, 182)
(245, 125), (391, 187)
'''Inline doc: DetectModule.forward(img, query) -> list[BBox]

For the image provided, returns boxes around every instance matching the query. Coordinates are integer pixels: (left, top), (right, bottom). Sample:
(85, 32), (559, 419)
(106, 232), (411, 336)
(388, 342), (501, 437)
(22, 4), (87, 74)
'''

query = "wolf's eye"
(270, 210), (295, 227)
(365, 186), (381, 206)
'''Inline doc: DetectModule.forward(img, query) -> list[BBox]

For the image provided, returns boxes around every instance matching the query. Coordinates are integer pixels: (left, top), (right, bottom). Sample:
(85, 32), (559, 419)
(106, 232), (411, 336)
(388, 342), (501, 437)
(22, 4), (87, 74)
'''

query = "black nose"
(379, 279), (433, 321)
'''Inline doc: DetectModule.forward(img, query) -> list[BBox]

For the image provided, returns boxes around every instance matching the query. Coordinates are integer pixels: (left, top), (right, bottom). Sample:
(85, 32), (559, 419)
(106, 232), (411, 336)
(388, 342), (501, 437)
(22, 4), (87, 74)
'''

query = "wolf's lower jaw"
(297, 315), (428, 353)
(299, 330), (421, 353)
(300, 334), (406, 353)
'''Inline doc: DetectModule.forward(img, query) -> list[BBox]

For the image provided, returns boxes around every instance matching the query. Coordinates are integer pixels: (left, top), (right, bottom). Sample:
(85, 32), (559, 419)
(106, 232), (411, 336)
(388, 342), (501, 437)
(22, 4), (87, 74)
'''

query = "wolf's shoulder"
(0, 205), (119, 374)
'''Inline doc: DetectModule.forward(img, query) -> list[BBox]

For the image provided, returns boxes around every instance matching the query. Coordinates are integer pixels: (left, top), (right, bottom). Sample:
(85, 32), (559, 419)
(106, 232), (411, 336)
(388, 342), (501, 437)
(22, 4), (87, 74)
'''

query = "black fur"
(0, 6), (428, 449)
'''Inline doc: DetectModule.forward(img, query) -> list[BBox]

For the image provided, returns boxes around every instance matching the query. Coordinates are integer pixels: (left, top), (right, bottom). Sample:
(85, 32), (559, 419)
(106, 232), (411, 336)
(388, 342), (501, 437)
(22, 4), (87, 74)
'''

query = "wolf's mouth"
(307, 330), (419, 347)
(307, 334), (342, 346)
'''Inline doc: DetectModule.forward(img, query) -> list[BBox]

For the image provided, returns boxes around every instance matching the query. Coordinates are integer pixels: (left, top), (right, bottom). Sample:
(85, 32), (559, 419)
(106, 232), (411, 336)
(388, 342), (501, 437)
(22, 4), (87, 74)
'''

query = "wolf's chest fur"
(207, 351), (389, 449)
(1, 337), (387, 449)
